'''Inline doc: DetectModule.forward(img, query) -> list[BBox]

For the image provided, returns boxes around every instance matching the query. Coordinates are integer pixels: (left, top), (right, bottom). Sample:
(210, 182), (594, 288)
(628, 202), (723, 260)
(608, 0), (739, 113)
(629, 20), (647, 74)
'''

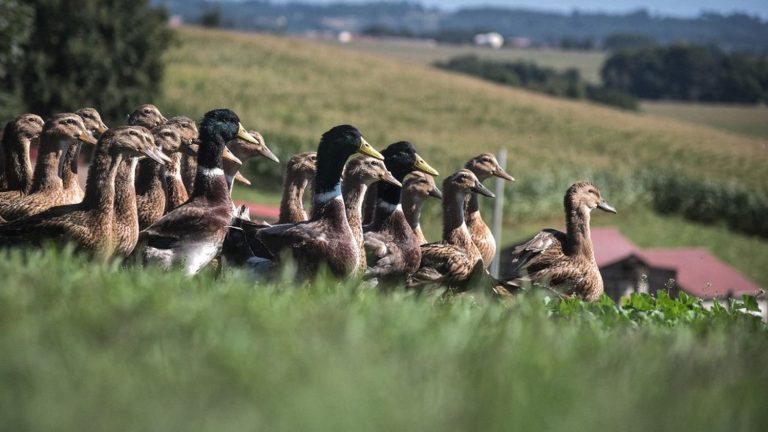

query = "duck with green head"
(363, 141), (439, 285)
(253, 125), (384, 279)
(139, 108), (262, 275)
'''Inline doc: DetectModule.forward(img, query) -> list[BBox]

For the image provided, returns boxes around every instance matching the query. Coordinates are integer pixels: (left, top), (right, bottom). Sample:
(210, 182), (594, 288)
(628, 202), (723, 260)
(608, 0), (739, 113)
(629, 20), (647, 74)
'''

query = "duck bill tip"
(495, 170), (515, 182)
(428, 188), (443, 200)
(78, 132), (98, 145)
(598, 202), (617, 214)
(223, 147), (243, 165)
(473, 184), (495, 198)
(234, 172), (252, 186)
(260, 147), (280, 163)
(381, 173), (402, 188)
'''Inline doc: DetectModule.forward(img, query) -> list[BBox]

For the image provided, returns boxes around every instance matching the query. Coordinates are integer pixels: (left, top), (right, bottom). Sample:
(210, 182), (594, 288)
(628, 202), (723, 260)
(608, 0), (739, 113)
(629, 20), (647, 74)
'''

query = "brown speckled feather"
(113, 159), (140, 257)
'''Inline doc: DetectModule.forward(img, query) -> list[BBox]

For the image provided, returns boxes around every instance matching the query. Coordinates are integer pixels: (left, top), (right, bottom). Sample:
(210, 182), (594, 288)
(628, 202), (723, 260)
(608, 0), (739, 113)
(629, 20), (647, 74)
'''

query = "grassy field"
(323, 38), (606, 83)
(0, 248), (766, 432)
(642, 101), (768, 139)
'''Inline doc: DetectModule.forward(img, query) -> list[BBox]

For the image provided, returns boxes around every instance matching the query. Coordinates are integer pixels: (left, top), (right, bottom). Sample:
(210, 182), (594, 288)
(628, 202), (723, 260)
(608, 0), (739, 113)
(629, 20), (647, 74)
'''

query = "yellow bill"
(237, 123), (260, 145)
(413, 153), (439, 176)
(357, 137), (384, 160)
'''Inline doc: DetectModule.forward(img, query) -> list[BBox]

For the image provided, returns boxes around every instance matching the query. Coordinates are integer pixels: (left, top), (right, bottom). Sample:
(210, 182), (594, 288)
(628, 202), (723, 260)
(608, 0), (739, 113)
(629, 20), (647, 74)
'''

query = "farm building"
(499, 227), (762, 302)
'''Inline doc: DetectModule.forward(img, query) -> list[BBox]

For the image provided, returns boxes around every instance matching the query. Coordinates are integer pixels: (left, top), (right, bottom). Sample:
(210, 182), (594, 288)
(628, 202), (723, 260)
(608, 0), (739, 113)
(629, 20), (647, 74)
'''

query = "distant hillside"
(152, 1), (768, 53)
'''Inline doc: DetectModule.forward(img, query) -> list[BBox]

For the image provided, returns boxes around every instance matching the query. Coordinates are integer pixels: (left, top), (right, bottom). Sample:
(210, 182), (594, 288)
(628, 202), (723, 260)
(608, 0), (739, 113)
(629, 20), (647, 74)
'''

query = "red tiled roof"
(636, 248), (761, 298)
(591, 227), (638, 267)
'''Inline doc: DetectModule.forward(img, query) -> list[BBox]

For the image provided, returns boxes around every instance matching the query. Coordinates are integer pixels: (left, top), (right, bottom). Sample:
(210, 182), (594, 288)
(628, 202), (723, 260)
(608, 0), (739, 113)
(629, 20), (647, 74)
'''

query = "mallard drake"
(363, 141), (439, 284)
(139, 109), (259, 275)
(0, 114), (97, 221)
(177, 140), (246, 197)
(278, 151), (317, 224)
(134, 125), (186, 230)
(499, 181), (616, 301)
(342, 156), (401, 275)
(0, 127), (166, 258)
(253, 125), (384, 279)
(408, 169), (495, 291)
(126, 104), (167, 129)
(401, 171), (442, 245)
(464, 153), (514, 267)
(0, 114), (44, 195)
(164, 116), (199, 211)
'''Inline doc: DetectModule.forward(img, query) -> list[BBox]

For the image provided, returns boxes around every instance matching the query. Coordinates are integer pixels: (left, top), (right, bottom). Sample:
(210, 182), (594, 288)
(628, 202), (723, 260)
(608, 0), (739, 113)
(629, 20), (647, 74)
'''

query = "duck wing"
(140, 201), (232, 249)
(0, 204), (82, 247)
(256, 220), (331, 259)
(408, 242), (479, 290)
(501, 229), (567, 290)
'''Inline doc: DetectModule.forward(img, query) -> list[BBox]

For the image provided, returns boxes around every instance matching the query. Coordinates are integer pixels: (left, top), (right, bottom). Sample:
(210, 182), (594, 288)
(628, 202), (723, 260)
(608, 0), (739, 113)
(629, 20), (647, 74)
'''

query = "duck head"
(343, 155), (401, 188)
(287, 151), (318, 184)
(127, 104), (167, 129)
(165, 116), (199, 146)
(443, 169), (495, 201)
(151, 124), (184, 167)
(465, 153), (514, 182)
(314, 125), (383, 198)
(43, 113), (98, 147)
(107, 126), (170, 165)
(195, 109), (257, 171)
(381, 141), (439, 180)
(565, 181), (617, 216)
(3, 114), (44, 147)
(228, 129), (279, 164)
(75, 107), (109, 138)
(403, 171), (443, 201)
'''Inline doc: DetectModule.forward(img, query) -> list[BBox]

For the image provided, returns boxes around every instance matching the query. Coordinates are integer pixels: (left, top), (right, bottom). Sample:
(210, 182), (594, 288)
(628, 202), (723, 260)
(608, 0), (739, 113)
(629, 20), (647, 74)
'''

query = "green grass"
(324, 39), (607, 83)
(0, 248), (766, 431)
(642, 101), (768, 140)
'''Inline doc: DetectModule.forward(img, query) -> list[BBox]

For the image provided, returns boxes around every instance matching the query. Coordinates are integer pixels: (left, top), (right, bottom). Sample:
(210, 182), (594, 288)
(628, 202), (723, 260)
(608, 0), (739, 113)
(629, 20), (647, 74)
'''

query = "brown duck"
(363, 141), (439, 284)
(342, 156), (401, 275)
(66, 108), (109, 203)
(127, 104), (167, 130)
(164, 116), (199, 211)
(408, 169), (495, 291)
(500, 181), (617, 301)
(401, 171), (443, 245)
(0, 114), (97, 221)
(140, 109), (261, 275)
(0, 126), (165, 259)
(278, 151), (317, 224)
(0, 114), (44, 196)
(253, 125), (384, 279)
(464, 153), (515, 267)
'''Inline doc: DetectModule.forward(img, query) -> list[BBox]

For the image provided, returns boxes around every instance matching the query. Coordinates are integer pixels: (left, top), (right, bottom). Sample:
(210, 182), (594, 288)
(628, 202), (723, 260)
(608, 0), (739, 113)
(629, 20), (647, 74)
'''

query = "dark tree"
(0, 0), (34, 119)
(4, 0), (172, 123)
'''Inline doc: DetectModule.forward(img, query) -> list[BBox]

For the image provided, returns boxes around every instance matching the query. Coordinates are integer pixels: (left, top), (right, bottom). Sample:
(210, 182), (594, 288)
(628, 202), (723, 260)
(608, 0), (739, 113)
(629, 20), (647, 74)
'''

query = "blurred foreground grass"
(0, 248), (766, 431)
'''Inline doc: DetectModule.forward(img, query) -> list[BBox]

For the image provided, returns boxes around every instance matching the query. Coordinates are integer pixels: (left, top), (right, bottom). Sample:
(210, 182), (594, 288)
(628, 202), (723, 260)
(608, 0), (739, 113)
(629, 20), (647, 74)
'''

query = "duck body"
(0, 114), (44, 196)
(401, 171), (442, 245)
(409, 169), (495, 291)
(363, 141), (439, 284)
(464, 153), (515, 267)
(0, 114), (95, 221)
(0, 127), (159, 259)
(140, 109), (258, 275)
(255, 125), (384, 280)
(501, 181), (616, 301)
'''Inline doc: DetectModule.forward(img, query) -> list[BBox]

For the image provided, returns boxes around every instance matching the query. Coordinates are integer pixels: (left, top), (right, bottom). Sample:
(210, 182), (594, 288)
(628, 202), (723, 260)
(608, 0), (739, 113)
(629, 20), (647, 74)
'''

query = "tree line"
(602, 45), (768, 103)
(0, 0), (171, 123)
(434, 56), (638, 110)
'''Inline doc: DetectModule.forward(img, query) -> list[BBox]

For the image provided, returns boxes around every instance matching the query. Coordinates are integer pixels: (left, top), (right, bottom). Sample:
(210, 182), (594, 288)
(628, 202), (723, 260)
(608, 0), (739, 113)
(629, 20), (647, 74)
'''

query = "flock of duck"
(0, 106), (616, 300)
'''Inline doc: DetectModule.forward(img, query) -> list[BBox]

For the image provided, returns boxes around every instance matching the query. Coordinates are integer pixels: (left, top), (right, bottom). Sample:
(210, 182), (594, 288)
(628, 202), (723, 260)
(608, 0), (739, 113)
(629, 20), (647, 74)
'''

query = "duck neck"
(465, 193), (483, 224)
(342, 178), (369, 247)
(442, 186), (474, 252)
(82, 144), (123, 213)
(279, 174), (309, 223)
(135, 156), (164, 198)
(61, 141), (82, 191)
(30, 134), (70, 193)
(165, 153), (188, 210)
(1, 130), (34, 193)
(565, 202), (594, 259)
(114, 157), (139, 217)
(402, 191), (424, 231)
(311, 143), (351, 219)
(191, 135), (229, 204)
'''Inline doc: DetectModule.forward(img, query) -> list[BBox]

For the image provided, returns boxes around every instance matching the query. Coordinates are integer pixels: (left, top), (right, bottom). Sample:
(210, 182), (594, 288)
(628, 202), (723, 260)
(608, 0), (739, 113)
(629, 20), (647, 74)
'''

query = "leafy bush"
(1, 0), (172, 124)
(435, 55), (638, 110)
(602, 44), (768, 103)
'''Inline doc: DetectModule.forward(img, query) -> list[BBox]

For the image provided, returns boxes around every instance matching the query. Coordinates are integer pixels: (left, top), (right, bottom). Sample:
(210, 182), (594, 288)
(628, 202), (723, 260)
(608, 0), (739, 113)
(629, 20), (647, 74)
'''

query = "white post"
(490, 148), (506, 278)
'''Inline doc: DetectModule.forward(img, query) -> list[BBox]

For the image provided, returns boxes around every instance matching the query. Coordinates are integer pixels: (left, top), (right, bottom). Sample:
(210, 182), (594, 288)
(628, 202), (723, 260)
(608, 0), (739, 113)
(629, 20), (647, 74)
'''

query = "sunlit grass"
(0, 248), (765, 431)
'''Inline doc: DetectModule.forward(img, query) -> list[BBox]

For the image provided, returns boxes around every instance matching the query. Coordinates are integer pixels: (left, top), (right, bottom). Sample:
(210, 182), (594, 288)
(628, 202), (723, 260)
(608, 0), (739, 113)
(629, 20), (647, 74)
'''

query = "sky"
(276, 1), (768, 19)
